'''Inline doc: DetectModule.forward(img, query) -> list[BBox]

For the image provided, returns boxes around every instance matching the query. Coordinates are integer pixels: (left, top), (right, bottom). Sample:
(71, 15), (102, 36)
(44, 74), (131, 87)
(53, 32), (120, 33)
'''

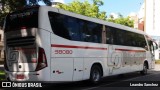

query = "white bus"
(3, 6), (157, 83)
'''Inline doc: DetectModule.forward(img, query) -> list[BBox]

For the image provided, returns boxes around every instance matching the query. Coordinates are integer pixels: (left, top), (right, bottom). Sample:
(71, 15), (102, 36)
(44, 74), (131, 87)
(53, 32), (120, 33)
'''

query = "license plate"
(16, 74), (25, 79)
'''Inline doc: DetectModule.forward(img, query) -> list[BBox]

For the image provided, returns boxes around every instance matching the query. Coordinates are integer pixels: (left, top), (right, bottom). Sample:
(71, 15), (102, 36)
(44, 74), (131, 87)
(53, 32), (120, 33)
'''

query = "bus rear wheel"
(90, 65), (102, 84)
(140, 62), (148, 75)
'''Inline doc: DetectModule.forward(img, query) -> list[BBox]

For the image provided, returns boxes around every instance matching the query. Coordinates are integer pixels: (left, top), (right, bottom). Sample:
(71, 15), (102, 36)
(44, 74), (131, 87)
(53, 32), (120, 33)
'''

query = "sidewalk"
(153, 64), (160, 71)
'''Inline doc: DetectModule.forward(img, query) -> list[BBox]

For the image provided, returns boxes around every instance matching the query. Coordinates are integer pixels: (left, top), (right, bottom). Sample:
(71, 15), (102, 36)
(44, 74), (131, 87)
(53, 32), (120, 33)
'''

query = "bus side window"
(79, 21), (88, 42)
(48, 12), (71, 40)
(115, 29), (125, 45)
(148, 41), (154, 54)
(106, 26), (115, 44)
(80, 20), (102, 43)
(65, 17), (80, 41)
(153, 41), (158, 50)
(142, 40), (148, 50)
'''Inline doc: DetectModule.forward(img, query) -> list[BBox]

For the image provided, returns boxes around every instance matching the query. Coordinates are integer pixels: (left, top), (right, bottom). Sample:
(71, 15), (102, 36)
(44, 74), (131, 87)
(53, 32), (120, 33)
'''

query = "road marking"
(82, 72), (160, 90)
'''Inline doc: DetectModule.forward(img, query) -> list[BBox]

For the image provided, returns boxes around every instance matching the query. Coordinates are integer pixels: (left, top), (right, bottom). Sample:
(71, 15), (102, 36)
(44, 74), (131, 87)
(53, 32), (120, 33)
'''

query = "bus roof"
(40, 6), (147, 36)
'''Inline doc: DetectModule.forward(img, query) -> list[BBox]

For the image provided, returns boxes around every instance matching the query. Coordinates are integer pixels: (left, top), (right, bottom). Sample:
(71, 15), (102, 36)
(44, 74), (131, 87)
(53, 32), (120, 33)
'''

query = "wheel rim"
(92, 69), (100, 82)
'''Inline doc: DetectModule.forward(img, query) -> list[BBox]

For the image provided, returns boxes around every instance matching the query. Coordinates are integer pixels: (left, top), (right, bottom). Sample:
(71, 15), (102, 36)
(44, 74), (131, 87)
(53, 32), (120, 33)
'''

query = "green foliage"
(0, 0), (134, 28)
(0, 70), (5, 81)
(57, 0), (134, 27)
(107, 14), (134, 27)
(57, 0), (107, 20)
(0, 70), (5, 75)
(0, 0), (26, 27)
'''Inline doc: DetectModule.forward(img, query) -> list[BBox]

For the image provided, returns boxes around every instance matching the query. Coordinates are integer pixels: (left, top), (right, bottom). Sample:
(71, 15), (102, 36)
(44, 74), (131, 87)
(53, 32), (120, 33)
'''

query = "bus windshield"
(4, 7), (38, 32)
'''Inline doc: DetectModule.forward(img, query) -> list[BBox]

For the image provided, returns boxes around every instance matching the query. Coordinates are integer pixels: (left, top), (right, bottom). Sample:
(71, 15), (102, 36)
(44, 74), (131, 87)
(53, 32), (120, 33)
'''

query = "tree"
(57, 0), (134, 27)
(107, 14), (134, 27)
(57, 0), (107, 20)
(0, 0), (51, 28)
(0, 0), (134, 28)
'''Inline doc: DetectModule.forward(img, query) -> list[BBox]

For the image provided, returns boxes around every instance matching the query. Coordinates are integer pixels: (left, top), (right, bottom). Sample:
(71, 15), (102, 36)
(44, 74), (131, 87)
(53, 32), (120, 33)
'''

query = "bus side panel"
(144, 35), (154, 70)
(83, 58), (104, 80)
(50, 58), (74, 81)
(106, 45), (124, 75)
(147, 51), (155, 69)
(107, 45), (145, 75)
(146, 51), (152, 69)
(73, 58), (84, 81)
(37, 29), (51, 81)
(39, 7), (58, 32)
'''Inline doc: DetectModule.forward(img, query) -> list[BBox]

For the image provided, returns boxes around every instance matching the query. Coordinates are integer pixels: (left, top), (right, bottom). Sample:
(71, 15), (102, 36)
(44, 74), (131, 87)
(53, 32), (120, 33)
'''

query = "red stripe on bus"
(115, 49), (146, 52)
(51, 44), (107, 50)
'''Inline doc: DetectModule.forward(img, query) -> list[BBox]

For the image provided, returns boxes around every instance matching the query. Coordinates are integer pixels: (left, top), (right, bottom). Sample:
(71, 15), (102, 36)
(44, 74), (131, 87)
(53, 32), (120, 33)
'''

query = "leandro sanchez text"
(130, 83), (159, 87)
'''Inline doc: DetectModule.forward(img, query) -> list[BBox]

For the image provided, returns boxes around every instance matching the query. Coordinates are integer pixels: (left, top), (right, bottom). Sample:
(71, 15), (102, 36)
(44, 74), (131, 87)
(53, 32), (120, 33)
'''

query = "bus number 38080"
(54, 50), (73, 54)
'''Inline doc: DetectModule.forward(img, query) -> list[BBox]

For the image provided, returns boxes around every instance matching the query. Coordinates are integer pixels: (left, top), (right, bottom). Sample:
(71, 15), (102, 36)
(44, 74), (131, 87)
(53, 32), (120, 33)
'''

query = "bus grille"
(7, 36), (35, 47)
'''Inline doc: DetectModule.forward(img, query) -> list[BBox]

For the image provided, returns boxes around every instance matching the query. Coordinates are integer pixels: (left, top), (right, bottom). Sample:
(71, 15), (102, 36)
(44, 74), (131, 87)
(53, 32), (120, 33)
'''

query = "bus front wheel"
(140, 62), (148, 75)
(89, 65), (102, 84)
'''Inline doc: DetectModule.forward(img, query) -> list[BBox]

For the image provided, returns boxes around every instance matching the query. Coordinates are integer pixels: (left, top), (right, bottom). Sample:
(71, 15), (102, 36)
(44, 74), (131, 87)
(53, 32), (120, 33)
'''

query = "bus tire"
(140, 62), (148, 75)
(89, 65), (102, 84)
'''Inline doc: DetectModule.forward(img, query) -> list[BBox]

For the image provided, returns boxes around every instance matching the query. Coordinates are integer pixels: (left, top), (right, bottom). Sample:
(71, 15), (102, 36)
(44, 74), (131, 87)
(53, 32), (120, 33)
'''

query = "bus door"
(149, 40), (158, 69)
(51, 58), (74, 81)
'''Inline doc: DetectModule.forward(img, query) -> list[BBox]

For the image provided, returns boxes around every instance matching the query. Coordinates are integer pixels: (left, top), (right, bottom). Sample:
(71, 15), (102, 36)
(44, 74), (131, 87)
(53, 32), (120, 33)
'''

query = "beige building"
(137, 0), (160, 59)
(128, 2), (145, 31)
(129, 12), (144, 31)
(145, 0), (160, 60)
(129, 13), (138, 29)
(129, 1), (160, 59)
(145, 0), (160, 36)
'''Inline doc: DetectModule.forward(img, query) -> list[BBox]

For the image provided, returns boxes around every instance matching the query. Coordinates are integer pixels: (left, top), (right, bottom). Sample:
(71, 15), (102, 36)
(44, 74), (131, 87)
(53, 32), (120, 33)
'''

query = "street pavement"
(153, 64), (160, 71)
(0, 64), (160, 90)
(0, 65), (4, 71)
(46, 64), (160, 90)
(81, 64), (160, 90)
